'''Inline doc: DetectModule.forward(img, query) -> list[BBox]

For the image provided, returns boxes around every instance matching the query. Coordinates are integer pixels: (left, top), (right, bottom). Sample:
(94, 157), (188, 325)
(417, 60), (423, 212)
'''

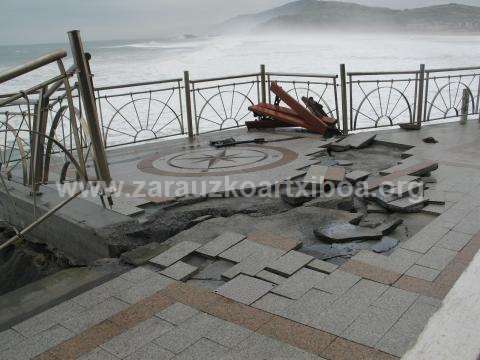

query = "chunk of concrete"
(314, 223), (383, 244)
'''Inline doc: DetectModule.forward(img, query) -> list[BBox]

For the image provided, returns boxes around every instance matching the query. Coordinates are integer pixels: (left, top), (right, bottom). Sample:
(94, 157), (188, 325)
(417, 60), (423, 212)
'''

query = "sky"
(1, 0), (479, 45)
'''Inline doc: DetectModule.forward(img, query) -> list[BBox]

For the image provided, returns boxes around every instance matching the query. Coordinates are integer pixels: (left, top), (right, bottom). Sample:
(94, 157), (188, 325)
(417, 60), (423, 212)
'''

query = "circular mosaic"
(137, 144), (298, 177)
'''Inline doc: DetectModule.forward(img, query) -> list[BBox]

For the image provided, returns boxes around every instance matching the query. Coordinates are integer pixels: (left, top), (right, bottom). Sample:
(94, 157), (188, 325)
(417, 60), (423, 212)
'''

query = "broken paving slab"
(221, 248), (284, 280)
(214, 274), (274, 305)
(265, 251), (314, 277)
(306, 259), (339, 274)
(120, 243), (170, 266)
(376, 219), (403, 235)
(303, 165), (346, 186)
(379, 157), (430, 175)
(372, 237), (399, 253)
(255, 270), (288, 285)
(377, 196), (429, 213)
(346, 170), (371, 183)
(247, 231), (302, 252)
(335, 133), (376, 149)
(314, 223), (383, 244)
(196, 232), (247, 258)
(149, 241), (201, 268)
(160, 261), (199, 281)
(421, 204), (446, 216)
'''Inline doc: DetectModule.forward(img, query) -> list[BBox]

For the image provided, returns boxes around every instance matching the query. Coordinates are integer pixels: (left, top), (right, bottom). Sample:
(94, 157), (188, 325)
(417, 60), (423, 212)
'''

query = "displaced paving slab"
(346, 170), (371, 183)
(266, 251), (314, 277)
(214, 275), (274, 305)
(306, 259), (339, 274)
(196, 232), (247, 258)
(248, 231), (302, 252)
(120, 243), (170, 266)
(304, 165), (346, 185)
(381, 196), (428, 213)
(335, 133), (376, 149)
(160, 261), (199, 281)
(314, 223), (383, 244)
(149, 241), (201, 268)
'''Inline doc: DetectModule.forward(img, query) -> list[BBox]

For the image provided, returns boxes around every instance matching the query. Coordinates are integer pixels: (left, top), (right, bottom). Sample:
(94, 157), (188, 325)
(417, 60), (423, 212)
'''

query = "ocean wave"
(105, 40), (204, 50)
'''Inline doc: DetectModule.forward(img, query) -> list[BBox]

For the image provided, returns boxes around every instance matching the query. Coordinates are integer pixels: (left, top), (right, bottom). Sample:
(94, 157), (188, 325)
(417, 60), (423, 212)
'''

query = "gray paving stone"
(232, 332), (322, 360)
(221, 248), (284, 280)
(405, 264), (441, 281)
(400, 224), (451, 254)
(156, 303), (199, 325)
(306, 259), (339, 274)
(72, 276), (135, 308)
(218, 240), (265, 263)
(266, 251), (314, 276)
(453, 211), (480, 235)
(0, 325), (74, 360)
(0, 329), (25, 352)
(114, 274), (174, 304)
(174, 338), (228, 360)
(61, 297), (130, 333)
(282, 289), (337, 326)
(120, 266), (159, 283)
(314, 270), (361, 295)
(196, 232), (246, 258)
(154, 313), (223, 354)
(193, 260), (233, 281)
(416, 246), (457, 271)
(271, 268), (326, 300)
(251, 293), (295, 316)
(342, 305), (403, 347)
(12, 299), (85, 338)
(160, 261), (198, 281)
(124, 342), (175, 360)
(437, 230), (472, 251)
(346, 170), (371, 183)
(376, 298), (439, 357)
(78, 347), (119, 360)
(206, 319), (254, 348)
(215, 275), (274, 305)
(373, 287), (419, 315)
(101, 317), (174, 358)
(149, 241), (201, 268)
(255, 270), (288, 285)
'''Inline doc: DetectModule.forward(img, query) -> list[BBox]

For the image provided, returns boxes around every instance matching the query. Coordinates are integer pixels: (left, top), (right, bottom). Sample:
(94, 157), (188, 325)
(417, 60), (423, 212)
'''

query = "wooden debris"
(399, 123), (421, 131)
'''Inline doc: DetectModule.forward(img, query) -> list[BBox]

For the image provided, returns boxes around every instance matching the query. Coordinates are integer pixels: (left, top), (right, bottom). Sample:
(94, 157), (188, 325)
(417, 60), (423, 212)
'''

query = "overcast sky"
(1, 0), (479, 45)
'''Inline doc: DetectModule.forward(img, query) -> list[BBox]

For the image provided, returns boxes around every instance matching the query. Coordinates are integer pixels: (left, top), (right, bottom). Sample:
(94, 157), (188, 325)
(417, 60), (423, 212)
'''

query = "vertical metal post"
(30, 87), (48, 191)
(68, 30), (111, 187)
(416, 64), (425, 126)
(340, 64), (349, 134)
(183, 71), (194, 139)
(260, 64), (267, 104)
(461, 88), (469, 125)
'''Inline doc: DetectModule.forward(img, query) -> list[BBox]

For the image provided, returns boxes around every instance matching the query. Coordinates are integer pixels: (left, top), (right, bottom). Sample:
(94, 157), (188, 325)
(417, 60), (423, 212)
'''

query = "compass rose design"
(167, 148), (268, 172)
(137, 144), (298, 177)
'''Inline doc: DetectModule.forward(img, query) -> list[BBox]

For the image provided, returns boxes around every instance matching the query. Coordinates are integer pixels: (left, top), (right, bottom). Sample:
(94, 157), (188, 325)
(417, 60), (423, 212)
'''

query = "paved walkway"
(2, 121), (480, 360)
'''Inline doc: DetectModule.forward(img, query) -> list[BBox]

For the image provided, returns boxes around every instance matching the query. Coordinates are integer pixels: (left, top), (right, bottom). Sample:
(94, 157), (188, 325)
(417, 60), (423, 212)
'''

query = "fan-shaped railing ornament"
(426, 80), (475, 121)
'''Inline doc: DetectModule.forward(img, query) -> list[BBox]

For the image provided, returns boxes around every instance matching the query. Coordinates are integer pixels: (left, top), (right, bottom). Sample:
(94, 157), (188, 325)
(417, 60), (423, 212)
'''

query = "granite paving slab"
(405, 265), (441, 281)
(174, 338), (228, 360)
(416, 246), (457, 271)
(218, 240), (265, 263)
(303, 165), (346, 185)
(205, 319), (254, 348)
(149, 241), (201, 268)
(314, 223), (383, 243)
(160, 261), (199, 281)
(156, 303), (200, 325)
(215, 275), (274, 305)
(314, 270), (361, 296)
(306, 259), (339, 274)
(124, 342), (175, 360)
(255, 270), (288, 285)
(437, 230), (472, 251)
(266, 251), (314, 276)
(336, 133), (376, 149)
(346, 170), (371, 183)
(196, 232), (247, 258)
(251, 293), (295, 316)
(271, 268), (327, 300)
(282, 289), (338, 326)
(247, 231), (302, 251)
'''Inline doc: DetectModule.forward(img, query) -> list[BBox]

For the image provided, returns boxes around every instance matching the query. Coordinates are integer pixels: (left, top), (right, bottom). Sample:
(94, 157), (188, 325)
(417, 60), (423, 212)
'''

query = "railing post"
(340, 64), (349, 134)
(183, 71), (194, 139)
(461, 88), (469, 125)
(260, 64), (267, 104)
(416, 64), (425, 126)
(68, 30), (112, 188)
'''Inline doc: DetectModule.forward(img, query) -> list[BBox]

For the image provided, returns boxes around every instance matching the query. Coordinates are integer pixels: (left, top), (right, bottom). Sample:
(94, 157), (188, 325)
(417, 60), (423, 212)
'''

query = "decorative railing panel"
(423, 66), (480, 123)
(95, 79), (184, 147)
(348, 70), (421, 131)
(190, 74), (261, 134)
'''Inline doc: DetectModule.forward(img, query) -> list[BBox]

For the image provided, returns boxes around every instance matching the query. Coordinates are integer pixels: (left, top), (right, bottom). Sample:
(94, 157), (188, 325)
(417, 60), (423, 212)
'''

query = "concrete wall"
(0, 182), (133, 264)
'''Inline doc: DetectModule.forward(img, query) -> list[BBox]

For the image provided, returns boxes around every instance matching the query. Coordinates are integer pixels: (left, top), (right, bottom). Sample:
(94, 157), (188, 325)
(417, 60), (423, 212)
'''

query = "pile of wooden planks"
(247, 82), (338, 135)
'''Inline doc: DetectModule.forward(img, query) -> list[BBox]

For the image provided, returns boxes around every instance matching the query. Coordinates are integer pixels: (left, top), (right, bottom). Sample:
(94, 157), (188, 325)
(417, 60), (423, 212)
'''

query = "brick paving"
(4, 122), (480, 359)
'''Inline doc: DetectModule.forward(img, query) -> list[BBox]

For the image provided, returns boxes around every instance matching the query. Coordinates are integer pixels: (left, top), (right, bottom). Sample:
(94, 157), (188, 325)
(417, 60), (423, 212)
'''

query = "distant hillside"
(217, 0), (480, 33)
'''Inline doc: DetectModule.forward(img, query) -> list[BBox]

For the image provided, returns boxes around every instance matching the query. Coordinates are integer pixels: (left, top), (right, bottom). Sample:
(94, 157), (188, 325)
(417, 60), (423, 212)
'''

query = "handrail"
(0, 49), (67, 85)
(426, 65), (480, 74)
(348, 70), (420, 76)
(190, 73), (260, 84)
(95, 78), (183, 91)
(267, 72), (338, 79)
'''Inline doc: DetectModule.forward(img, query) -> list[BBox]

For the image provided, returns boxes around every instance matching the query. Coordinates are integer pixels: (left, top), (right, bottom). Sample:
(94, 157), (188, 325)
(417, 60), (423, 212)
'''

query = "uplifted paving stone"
(376, 218), (403, 235)
(272, 268), (327, 300)
(346, 170), (370, 183)
(306, 259), (339, 274)
(421, 204), (445, 216)
(121, 243), (171, 266)
(214, 275), (274, 305)
(196, 232), (246, 258)
(160, 261), (199, 281)
(372, 237), (399, 253)
(256, 270), (288, 285)
(150, 241), (201, 268)
(218, 240), (263, 263)
(221, 247), (284, 280)
(336, 133), (376, 149)
(304, 165), (346, 185)
(266, 251), (314, 276)
(377, 196), (428, 213)
(248, 231), (302, 251)
(314, 223), (383, 243)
